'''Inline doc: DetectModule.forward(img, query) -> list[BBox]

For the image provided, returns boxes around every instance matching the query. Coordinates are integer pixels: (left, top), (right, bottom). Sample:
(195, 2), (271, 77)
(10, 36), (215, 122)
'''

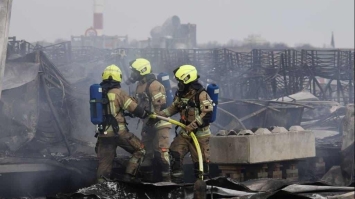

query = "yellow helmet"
(129, 58), (152, 76)
(174, 65), (198, 84)
(102, 64), (122, 82)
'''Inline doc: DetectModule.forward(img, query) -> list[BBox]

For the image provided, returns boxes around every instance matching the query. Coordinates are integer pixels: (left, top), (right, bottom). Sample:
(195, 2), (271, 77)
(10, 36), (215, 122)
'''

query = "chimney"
(93, 0), (104, 36)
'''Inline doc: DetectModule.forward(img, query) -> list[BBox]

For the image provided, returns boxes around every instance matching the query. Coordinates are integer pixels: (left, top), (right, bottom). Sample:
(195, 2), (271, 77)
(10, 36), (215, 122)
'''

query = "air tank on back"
(206, 83), (219, 123)
(157, 72), (174, 107)
(90, 84), (103, 125)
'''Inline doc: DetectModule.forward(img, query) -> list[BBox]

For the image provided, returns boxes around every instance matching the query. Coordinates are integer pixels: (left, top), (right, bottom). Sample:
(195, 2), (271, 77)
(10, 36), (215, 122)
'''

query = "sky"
(8, 0), (354, 48)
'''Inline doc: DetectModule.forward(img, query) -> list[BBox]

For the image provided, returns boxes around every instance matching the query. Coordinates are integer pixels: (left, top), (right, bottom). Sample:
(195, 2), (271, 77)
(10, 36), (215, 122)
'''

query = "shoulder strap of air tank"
(145, 77), (157, 109)
(195, 87), (206, 112)
(145, 78), (157, 97)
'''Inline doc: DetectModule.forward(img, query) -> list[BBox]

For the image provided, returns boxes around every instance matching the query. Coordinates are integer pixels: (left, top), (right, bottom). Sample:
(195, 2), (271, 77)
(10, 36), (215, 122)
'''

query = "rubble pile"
(52, 177), (355, 199)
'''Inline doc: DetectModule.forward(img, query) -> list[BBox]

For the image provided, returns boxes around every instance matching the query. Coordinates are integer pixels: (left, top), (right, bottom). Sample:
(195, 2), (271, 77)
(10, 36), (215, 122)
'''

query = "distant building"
(331, 31), (335, 48)
(243, 34), (267, 45)
(70, 0), (128, 49)
(70, 34), (128, 49)
(139, 16), (197, 49)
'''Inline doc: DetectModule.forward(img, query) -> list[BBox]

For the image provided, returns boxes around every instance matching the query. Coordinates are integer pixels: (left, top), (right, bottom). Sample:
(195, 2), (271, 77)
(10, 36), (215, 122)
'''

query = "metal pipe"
(267, 100), (315, 109)
(239, 107), (267, 122)
(217, 107), (246, 130)
(219, 99), (280, 112)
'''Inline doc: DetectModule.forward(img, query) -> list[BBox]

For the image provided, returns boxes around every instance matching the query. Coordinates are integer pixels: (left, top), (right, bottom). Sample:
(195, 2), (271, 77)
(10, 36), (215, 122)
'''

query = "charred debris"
(0, 37), (354, 198)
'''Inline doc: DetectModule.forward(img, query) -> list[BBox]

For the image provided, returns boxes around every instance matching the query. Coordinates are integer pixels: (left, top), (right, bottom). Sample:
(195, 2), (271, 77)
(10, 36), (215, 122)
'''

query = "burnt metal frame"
(8, 38), (354, 105)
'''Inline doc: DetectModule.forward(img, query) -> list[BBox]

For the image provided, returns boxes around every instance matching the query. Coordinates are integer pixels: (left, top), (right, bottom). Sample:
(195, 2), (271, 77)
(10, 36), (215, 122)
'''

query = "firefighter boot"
(162, 171), (171, 182)
(141, 170), (155, 182)
(194, 162), (210, 179)
(121, 173), (142, 184)
(170, 151), (184, 183)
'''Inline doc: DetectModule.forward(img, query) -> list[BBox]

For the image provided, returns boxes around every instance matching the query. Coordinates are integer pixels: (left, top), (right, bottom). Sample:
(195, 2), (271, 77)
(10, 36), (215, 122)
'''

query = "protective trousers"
(140, 127), (171, 182)
(96, 130), (145, 183)
(169, 133), (210, 183)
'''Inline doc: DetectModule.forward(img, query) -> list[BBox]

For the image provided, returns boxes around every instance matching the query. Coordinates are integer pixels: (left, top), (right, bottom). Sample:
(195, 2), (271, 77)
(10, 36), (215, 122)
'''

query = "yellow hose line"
(150, 114), (204, 180)
(190, 133), (204, 180)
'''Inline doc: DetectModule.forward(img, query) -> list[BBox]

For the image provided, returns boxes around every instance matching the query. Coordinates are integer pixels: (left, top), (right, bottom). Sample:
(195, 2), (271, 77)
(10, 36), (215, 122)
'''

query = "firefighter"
(126, 58), (172, 182)
(157, 65), (213, 183)
(96, 64), (151, 183)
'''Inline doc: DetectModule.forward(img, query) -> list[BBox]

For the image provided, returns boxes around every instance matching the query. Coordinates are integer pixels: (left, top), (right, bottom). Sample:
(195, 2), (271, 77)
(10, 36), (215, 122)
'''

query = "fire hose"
(149, 114), (206, 199)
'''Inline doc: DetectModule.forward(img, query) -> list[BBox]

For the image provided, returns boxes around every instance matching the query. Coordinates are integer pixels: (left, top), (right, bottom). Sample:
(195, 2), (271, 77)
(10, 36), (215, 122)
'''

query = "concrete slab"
(228, 130), (238, 135)
(272, 126), (288, 133)
(210, 130), (316, 164)
(237, 130), (254, 136)
(254, 128), (271, 135)
(289, 126), (304, 131)
(216, 130), (227, 136)
(312, 130), (339, 139)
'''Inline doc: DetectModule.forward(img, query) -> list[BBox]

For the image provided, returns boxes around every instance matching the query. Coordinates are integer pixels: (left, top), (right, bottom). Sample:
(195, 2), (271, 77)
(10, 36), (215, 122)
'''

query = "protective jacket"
(99, 87), (146, 137)
(158, 82), (213, 183)
(136, 74), (171, 130)
(160, 83), (213, 137)
(135, 74), (172, 182)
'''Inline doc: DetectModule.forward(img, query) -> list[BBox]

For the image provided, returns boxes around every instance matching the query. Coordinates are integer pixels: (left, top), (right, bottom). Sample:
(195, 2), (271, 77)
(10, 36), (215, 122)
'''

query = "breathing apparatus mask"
(177, 80), (188, 92)
(177, 79), (203, 97)
(125, 69), (141, 85)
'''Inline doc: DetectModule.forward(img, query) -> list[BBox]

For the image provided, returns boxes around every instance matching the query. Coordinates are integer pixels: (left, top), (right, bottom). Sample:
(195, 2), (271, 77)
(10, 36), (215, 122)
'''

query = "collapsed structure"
(8, 38), (353, 103)
(0, 34), (354, 198)
(0, 0), (353, 196)
(0, 0), (12, 98)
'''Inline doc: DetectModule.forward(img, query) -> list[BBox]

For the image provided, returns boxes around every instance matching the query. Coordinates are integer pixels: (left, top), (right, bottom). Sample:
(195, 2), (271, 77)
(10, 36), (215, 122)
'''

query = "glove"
(146, 117), (159, 127)
(131, 96), (138, 103)
(142, 109), (153, 119)
(185, 122), (198, 133)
